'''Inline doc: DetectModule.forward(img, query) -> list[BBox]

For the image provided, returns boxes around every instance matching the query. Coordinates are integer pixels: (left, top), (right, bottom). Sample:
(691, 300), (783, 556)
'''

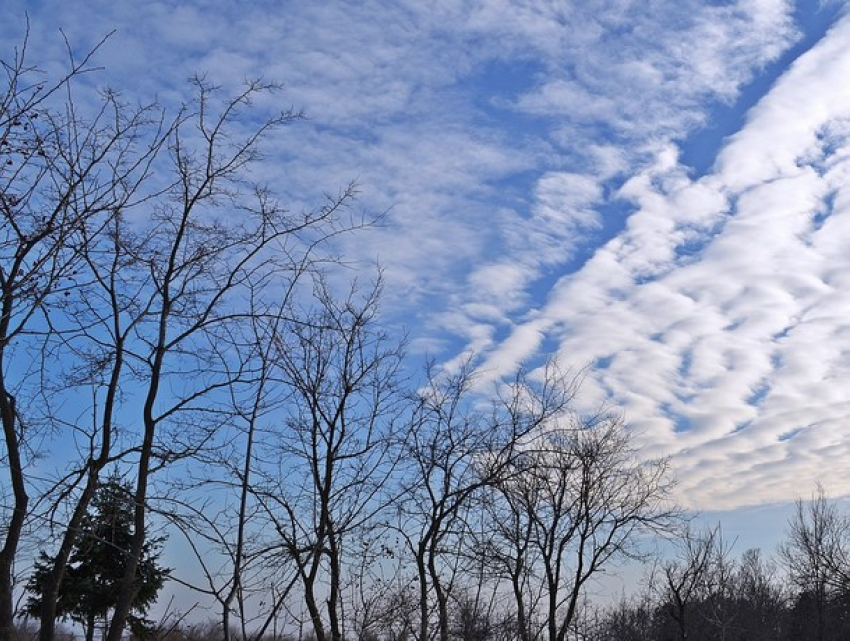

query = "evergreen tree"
(25, 473), (169, 641)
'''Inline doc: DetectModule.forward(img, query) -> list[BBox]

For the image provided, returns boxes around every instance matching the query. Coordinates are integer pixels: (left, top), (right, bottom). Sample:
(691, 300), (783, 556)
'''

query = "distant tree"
(448, 590), (497, 641)
(654, 525), (719, 641)
(594, 543), (790, 641)
(732, 548), (787, 641)
(693, 528), (738, 640)
(595, 594), (657, 641)
(780, 485), (850, 641)
(348, 569), (419, 641)
(24, 473), (169, 641)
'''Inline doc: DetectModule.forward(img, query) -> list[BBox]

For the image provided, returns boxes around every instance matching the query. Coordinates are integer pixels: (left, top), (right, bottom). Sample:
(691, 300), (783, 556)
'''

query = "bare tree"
(255, 277), (405, 641)
(161, 301), (302, 641)
(594, 592), (657, 641)
(1, 20), (384, 641)
(348, 553), (418, 641)
(487, 411), (677, 641)
(0, 28), (173, 641)
(150, 230), (341, 641)
(477, 455), (543, 641)
(396, 359), (578, 641)
(97, 75), (358, 641)
(733, 548), (786, 641)
(1, 28), (358, 640)
(654, 525), (720, 641)
(218, 304), (300, 641)
(779, 485), (850, 641)
(698, 529), (739, 641)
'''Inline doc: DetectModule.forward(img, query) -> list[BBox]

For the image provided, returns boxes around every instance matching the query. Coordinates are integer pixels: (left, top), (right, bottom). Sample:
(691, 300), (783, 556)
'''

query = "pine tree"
(25, 473), (169, 641)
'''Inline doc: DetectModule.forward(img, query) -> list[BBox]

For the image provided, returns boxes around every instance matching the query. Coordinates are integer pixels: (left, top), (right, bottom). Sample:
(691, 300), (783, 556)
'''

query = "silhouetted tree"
(595, 594), (656, 641)
(448, 591), (494, 641)
(256, 278), (405, 641)
(732, 548), (787, 641)
(2, 21), (359, 641)
(486, 412), (678, 641)
(0, 26), (172, 641)
(398, 359), (578, 641)
(654, 525), (719, 641)
(779, 485), (850, 641)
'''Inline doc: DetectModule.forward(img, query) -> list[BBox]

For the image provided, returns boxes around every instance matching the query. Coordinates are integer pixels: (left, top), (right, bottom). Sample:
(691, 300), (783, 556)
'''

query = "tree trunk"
(427, 540), (449, 641)
(510, 568), (530, 641)
(106, 340), (163, 641)
(0, 385), (26, 641)
(327, 528), (343, 641)
(303, 572), (327, 641)
(39, 473), (103, 641)
(417, 547), (429, 641)
(104, 410), (154, 641)
(84, 612), (95, 641)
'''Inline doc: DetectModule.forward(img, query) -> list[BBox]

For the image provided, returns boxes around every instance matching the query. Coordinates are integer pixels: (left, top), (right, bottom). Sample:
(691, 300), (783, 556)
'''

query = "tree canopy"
(24, 474), (169, 641)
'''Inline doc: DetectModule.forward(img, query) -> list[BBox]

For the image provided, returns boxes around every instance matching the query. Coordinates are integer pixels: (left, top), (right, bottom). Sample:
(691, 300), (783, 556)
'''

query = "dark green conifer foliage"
(25, 473), (169, 641)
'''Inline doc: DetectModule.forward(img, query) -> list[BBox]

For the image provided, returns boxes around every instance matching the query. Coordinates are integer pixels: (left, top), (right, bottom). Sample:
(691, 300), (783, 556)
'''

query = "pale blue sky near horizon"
(5, 0), (850, 593)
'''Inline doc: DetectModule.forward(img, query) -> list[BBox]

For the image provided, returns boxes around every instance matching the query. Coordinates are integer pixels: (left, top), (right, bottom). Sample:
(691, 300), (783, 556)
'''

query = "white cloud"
(475, 8), (850, 509)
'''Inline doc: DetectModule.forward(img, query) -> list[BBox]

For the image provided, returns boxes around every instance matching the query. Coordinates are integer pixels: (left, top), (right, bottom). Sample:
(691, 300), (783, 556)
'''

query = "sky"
(4, 0), (850, 548)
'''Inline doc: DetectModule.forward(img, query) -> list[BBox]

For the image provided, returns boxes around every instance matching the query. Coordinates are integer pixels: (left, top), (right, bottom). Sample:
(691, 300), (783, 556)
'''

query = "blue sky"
(5, 0), (850, 548)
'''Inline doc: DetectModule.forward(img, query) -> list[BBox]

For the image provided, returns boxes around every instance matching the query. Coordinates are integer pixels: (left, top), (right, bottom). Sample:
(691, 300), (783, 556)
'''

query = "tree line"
(582, 486), (850, 641)
(1, 25), (846, 641)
